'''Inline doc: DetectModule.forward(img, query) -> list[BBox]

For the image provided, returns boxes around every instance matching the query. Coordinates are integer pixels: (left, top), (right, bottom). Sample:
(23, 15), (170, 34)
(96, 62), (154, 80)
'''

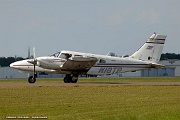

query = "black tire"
(71, 79), (77, 83)
(63, 75), (71, 83)
(64, 74), (78, 83)
(28, 76), (36, 83)
(71, 75), (78, 83)
(63, 77), (71, 83)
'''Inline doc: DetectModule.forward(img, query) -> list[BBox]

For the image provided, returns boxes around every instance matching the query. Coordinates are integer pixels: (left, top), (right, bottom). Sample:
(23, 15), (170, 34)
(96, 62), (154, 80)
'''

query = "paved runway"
(0, 82), (180, 87)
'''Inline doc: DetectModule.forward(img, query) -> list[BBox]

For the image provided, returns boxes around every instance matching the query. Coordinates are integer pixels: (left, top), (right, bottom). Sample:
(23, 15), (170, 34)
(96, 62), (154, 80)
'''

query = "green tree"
(0, 57), (24, 67)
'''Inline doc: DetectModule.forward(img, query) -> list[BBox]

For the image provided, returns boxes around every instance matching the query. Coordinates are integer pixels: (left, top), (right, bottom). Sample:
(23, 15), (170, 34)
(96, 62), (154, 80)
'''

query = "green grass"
(1, 77), (180, 83)
(78, 77), (180, 82)
(0, 77), (180, 120)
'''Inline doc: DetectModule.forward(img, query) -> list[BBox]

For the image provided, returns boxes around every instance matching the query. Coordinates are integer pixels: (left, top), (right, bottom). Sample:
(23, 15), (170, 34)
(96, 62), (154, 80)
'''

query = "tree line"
(160, 53), (180, 60)
(0, 57), (24, 67)
(0, 53), (180, 67)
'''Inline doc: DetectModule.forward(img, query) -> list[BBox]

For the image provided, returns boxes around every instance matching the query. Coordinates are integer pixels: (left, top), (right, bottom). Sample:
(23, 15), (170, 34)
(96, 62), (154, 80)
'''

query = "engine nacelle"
(36, 57), (64, 70)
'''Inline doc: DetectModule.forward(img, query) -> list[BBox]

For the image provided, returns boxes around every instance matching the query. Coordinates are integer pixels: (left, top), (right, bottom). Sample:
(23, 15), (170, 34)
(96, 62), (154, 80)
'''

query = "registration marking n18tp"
(98, 67), (122, 74)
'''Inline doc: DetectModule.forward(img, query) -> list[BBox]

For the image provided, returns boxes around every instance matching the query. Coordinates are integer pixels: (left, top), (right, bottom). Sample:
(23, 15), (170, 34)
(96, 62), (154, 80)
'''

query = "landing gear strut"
(64, 74), (78, 83)
(28, 47), (37, 84)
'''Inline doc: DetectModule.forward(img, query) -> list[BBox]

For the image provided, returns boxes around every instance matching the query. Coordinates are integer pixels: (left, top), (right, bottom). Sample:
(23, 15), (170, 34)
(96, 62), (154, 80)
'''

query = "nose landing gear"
(28, 75), (36, 83)
(28, 47), (37, 84)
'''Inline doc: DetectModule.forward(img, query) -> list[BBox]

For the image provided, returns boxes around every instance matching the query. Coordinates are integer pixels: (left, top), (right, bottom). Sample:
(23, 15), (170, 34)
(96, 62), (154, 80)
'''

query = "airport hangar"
(0, 59), (179, 79)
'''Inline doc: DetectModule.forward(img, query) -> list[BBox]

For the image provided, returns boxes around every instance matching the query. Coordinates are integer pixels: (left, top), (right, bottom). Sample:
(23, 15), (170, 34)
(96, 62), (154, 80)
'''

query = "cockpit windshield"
(59, 53), (72, 60)
(50, 52), (60, 57)
(50, 52), (72, 59)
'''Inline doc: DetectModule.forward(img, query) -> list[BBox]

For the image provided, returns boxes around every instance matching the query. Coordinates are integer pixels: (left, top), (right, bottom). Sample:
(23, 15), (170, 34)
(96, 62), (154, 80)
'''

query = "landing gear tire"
(63, 75), (71, 83)
(28, 76), (36, 83)
(63, 77), (71, 83)
(71, 75), (78, 83)
(63, 74), (78, 83)
(71, 79), (77, 83)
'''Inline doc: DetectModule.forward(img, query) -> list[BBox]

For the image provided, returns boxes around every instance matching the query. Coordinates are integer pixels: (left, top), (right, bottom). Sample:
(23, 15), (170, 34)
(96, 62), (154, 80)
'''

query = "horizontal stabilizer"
(149, 63), (165, 68)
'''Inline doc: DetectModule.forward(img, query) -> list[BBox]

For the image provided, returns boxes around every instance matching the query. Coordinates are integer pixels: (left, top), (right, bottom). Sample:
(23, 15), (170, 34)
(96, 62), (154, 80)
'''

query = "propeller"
(33, 47), (36, 60)
(33, 47), (37, 79)
(27, 47), (37, 83)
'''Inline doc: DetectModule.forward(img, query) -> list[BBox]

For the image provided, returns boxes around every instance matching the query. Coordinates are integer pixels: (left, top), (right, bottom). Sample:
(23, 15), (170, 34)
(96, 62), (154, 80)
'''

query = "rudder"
(130, 33), (167, 63)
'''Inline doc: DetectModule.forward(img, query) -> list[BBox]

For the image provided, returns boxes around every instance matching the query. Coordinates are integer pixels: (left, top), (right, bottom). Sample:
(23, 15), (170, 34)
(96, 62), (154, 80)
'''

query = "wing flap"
(61, 57), (98, 71)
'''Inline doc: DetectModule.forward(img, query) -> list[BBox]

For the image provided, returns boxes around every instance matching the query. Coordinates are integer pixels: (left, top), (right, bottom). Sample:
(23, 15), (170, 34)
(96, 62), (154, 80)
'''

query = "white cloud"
(166, 0), (180, 22)
(107, 12), (127, 26)
(106, 5), (135, 27)
(137, 10), (160, 24)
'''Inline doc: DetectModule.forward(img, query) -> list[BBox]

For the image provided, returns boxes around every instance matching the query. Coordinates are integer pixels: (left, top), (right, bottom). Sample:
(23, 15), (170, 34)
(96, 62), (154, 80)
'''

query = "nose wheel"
(28, 75), (36, 83)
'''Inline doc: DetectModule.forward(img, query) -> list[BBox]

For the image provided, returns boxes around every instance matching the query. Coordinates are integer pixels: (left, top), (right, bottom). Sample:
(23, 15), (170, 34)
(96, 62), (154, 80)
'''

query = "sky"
(0, 0), (180, 57)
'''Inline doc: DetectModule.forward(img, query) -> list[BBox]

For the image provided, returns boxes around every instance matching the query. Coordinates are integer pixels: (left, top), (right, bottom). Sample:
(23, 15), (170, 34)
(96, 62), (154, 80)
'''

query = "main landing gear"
(64, 74), (78, 83)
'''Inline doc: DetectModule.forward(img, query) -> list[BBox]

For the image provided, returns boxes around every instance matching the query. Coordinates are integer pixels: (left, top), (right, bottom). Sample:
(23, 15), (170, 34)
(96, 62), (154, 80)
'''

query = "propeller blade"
(33, 47), (36, 60)
(33, 47), (37, 79)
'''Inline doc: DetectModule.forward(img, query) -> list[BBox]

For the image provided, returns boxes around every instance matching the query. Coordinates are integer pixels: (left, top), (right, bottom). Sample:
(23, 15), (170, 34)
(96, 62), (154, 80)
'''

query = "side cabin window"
(74, 54), (83, 57)
(59, 53), (72, 60)
(99, 59), (106, 63)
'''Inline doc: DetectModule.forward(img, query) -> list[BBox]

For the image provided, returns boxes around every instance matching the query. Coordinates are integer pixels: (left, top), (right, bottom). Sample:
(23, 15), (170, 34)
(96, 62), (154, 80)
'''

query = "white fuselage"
(10, 50), (153, 75)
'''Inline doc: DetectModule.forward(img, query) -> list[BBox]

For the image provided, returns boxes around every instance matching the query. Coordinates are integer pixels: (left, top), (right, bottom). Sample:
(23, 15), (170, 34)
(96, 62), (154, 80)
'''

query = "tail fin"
(130, 33), (167, 63)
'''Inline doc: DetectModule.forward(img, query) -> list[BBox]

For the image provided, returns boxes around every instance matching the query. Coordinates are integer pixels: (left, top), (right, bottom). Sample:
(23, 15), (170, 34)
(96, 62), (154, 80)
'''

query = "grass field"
(0, 77), (180, 120)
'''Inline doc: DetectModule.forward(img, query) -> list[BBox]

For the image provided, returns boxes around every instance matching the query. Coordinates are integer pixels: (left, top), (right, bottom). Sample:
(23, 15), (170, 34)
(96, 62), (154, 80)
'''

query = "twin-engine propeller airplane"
(10, 33), (167, 83)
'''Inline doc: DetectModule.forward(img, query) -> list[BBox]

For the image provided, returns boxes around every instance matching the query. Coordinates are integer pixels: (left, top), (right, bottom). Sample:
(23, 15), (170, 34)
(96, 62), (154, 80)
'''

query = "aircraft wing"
(60, 57), (98, 71)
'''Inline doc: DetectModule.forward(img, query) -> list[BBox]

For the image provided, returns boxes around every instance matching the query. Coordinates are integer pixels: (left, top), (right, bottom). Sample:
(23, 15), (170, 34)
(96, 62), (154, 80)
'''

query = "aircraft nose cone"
(10, 59), (34, 70)
(10, 62), (16, 68)
(10, 61), (21, 69)
(10, 63), (13, 68)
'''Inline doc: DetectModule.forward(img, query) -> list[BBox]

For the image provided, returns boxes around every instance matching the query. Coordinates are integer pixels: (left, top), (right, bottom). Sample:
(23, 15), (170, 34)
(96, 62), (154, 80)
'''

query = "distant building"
(37, 72), (65, 78)
(127, 59), (179, 77)
(0, 67), (27, 78)
(141, 67), (175, 77)
(0, 67), (65, 79)
(159, 59), (180, 76)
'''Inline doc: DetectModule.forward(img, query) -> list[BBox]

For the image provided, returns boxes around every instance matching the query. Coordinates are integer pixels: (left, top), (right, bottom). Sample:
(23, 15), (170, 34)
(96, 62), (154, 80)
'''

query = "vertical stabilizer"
(130, 33), (167, 63)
